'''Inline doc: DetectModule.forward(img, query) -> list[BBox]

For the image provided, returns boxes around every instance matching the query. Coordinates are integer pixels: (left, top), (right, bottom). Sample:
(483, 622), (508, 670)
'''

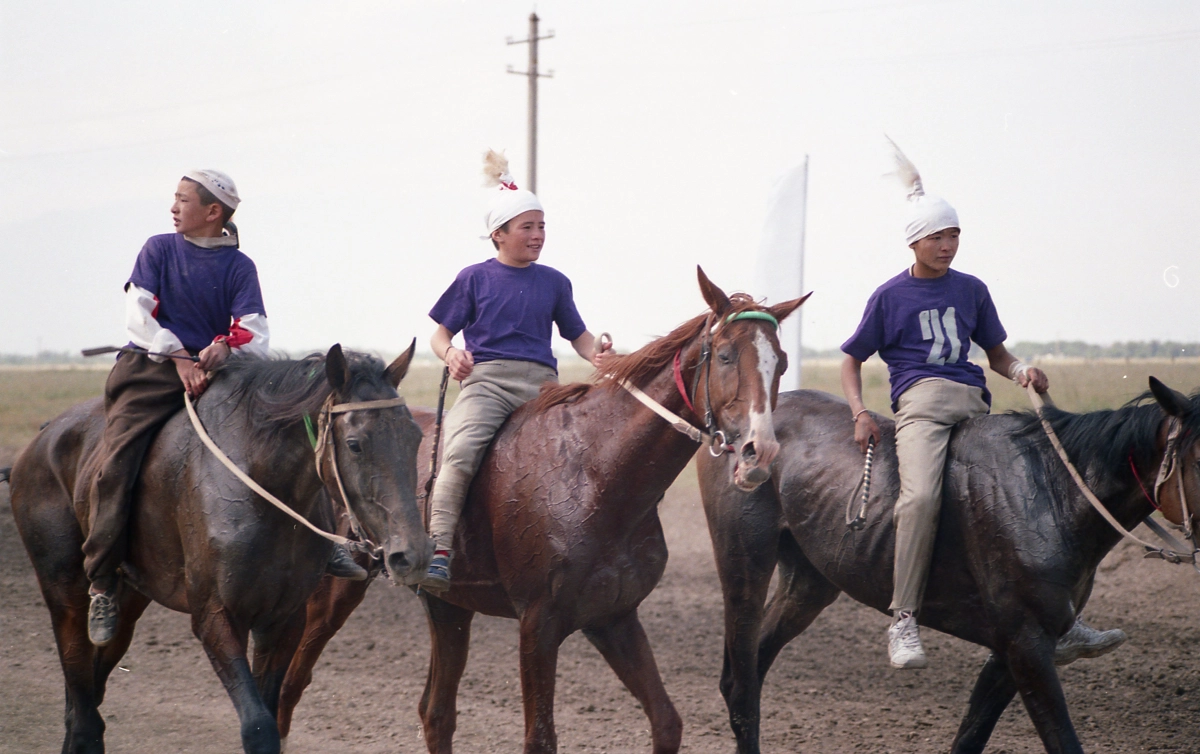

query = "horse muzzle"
(383, 534), (433, 586)
(732, 436), (779, 491)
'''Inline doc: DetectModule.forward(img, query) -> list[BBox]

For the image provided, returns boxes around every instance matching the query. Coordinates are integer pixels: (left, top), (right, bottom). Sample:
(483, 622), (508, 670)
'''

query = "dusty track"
(3, 444), (1198, 753)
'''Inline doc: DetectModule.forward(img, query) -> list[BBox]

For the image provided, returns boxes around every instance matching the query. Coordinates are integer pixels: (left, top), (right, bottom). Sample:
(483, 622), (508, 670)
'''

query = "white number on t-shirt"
(918, 307), (959, 365)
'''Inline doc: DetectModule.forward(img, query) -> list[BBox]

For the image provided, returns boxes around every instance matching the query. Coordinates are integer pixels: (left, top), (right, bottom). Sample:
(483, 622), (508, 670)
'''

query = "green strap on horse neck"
(303, 414), (318, 451)
(725, 311), (779, 329)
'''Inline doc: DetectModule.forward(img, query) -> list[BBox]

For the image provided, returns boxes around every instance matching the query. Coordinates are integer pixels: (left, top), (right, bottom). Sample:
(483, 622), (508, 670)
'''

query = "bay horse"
(7, 343), (431, 754)
(697, 379), (1200, 754)
(274, 269), (808, 753)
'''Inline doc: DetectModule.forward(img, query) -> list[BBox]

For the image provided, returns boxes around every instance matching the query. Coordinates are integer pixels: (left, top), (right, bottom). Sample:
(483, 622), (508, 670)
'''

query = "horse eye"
(347, 438), (363, 453)
(718, 350), (736, 365)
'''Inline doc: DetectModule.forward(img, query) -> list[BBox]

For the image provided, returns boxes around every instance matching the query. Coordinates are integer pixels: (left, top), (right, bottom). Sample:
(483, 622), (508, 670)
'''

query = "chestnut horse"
(697, 379), (1200, 754)
(274, 270), (807, 753)
(7, 344), (431, 754)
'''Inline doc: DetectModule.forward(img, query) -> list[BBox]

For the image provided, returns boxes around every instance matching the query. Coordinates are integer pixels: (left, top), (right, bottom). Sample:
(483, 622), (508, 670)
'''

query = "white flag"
(754, 158), (808, 392)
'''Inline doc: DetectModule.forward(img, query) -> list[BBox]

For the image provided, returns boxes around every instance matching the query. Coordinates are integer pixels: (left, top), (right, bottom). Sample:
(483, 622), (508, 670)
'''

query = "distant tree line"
(798, 341), (1199, 361)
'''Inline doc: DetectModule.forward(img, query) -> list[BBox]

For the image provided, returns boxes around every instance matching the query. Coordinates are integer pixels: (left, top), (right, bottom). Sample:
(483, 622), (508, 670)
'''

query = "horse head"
(694, 267), (809, 491)
(319, 341), (432, 585)
(1147, 377), (1200, 538)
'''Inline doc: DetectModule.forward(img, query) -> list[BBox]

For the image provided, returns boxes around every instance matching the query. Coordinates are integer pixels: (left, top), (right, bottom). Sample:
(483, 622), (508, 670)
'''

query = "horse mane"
(1013, 389), (1200, 481)
(214, 351), (392, 444)
(528, 294), (768, 413)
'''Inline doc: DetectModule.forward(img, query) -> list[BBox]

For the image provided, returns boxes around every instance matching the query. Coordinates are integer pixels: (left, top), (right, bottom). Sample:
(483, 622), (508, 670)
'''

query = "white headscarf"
(184, 169), (241, 210)
(887, 138), (958, 245)
(481, 150), (542, 237)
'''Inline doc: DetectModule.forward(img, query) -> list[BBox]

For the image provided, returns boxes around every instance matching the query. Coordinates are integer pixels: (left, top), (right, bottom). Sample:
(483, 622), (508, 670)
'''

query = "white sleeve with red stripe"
(214, 313), (270, 358)
(125, 283), (184, 363)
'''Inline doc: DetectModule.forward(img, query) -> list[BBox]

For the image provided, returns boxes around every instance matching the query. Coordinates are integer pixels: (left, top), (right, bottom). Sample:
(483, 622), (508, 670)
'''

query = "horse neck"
(1051, 405), (1165, 547)
(200, 391), (325, 517)
(598, 338), (709, 501)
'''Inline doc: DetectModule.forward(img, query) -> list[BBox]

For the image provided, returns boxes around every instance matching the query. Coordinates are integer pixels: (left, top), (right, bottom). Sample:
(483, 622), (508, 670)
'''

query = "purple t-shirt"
(127, 234), (266, 354)
(842, 268), (1007, 411)
(429, 258), (587, 371)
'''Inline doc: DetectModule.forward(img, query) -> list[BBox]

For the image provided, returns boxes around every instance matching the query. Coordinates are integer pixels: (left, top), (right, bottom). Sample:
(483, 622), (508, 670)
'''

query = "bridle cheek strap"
(673, 350), (697, 416)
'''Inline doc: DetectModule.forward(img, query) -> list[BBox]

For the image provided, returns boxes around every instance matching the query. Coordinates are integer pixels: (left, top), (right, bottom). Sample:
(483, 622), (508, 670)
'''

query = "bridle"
(310, 393), (409, 560)
(618, 309), (779, 457)
(1130, 418), (1197, 556)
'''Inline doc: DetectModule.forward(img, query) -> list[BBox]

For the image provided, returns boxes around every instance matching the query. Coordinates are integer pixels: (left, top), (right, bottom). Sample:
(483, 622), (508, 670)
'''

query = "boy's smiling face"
(492, 210), (545, 268)
(172, 180), (223, 237)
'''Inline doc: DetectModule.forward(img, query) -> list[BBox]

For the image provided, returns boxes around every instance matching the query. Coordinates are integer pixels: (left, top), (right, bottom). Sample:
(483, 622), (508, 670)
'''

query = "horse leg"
(583, 609), (683, 754)
(701, 482), (780, 754)
(277, 575), (372, 744)
(950, 653), (1018, 754)
(1003, 627), (1084, 754)
(418, 593), (475, 754)
(755, 531), (841, 678)
(192, 607), (280, 754)
(48, 580), (150, 754)
(250, 609), (308, 723)
(516, 608), (565, 754)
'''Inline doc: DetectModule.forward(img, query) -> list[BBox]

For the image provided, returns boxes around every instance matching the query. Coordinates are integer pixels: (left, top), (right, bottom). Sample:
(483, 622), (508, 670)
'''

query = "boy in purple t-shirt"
(841, 144), (1057, 669)
(419, 151), (613, 591)
(81, 171), (364, 647)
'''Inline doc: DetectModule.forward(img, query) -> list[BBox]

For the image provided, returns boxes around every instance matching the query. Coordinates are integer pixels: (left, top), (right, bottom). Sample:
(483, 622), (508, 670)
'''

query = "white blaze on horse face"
(747, 329), (780, 465)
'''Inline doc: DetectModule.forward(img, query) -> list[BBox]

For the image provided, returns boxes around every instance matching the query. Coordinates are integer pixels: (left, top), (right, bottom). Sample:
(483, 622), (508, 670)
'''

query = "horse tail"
(0, 467), (10, 484)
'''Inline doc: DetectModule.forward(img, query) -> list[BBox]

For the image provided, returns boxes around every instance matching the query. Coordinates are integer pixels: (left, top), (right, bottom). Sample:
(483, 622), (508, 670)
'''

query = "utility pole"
(507, 12), (554, 194)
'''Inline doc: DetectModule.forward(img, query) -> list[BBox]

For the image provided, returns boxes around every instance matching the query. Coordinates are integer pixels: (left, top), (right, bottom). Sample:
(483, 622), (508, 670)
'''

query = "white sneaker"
(888, 612), (928, 669)
(1054, 617), (1127, 667)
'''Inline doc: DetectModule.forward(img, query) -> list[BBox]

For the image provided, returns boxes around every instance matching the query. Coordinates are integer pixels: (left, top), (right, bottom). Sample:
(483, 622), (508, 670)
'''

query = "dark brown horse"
(7, 344), (431, 754)
(697, 379), (1200, 754)
(274, 269), (808, 753)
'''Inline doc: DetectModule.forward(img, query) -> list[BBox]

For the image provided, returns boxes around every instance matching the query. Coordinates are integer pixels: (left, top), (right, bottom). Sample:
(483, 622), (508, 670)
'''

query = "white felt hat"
(886, 138), (958, 245)
(184, 169), (240, 210)
(480, 150), (543, 237)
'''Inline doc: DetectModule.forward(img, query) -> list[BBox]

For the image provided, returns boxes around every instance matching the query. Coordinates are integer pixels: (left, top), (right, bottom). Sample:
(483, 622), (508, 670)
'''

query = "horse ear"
(697, 266), (732, 316)
(1149, 376), (1191, 418)
(386, 338), (417, 388)
(767, 292), (812, 324)
(325, 344), (351, 392)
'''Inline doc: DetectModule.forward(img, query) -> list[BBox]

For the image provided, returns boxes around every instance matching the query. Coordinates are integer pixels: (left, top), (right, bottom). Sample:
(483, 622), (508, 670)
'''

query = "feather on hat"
(481, 149), (542, 237)
(886, 137), (958, 246)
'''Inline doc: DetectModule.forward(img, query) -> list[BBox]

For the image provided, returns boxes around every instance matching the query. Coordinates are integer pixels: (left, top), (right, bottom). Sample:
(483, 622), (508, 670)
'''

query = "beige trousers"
(428, 359), (557, 548)
(891, 377), (989, 614)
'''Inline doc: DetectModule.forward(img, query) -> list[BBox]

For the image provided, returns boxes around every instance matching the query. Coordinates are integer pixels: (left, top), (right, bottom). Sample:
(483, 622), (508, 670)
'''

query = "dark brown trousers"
(80, 353), (185, 591)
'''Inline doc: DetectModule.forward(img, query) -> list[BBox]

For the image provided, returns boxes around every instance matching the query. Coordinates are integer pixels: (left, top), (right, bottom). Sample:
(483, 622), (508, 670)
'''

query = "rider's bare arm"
(432, 324), (474, 381)
(985, 343), (1049, 393)
(841, 355), (880, 453)
(571, 331), (614, 370)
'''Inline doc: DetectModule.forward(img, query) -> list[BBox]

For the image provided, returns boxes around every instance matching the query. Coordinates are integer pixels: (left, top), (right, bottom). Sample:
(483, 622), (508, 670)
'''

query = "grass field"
(1, 358), (1198, 453)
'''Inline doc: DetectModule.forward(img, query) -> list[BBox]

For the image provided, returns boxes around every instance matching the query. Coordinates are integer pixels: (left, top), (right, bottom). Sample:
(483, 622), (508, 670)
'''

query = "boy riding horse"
(840, 141), (1126, 669)
(420, 150), (613, 590)
(82, 170), (364, 647)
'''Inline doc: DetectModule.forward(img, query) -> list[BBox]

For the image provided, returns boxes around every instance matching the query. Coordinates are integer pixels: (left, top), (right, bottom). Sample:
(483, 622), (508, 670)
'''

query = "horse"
(7, 343), (432, 754)
(697, 379), (1200, 754)
(272, 269), (808, 753)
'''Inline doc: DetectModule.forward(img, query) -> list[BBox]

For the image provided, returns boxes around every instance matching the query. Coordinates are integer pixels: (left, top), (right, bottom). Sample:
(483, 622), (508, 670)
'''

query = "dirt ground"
(3, 442), (1199, 754)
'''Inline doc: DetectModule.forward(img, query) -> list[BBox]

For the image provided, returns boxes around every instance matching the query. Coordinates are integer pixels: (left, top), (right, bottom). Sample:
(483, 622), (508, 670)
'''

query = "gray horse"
(698, 379), (1200, 754)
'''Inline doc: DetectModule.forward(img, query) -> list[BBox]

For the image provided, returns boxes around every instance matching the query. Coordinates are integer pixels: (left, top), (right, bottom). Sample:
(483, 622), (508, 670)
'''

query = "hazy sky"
(3, 1), (1198, 360)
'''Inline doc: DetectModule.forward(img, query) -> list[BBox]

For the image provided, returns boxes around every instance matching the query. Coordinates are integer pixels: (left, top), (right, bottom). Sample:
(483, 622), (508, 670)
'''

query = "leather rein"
(185, 392), (408, 559)
(613, 310), (779, 457)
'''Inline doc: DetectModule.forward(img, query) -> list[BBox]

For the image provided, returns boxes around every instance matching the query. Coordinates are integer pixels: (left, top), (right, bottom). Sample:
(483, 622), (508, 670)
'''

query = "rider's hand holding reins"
(174, 348), (210, 397)
(445, 346), (475, 381)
